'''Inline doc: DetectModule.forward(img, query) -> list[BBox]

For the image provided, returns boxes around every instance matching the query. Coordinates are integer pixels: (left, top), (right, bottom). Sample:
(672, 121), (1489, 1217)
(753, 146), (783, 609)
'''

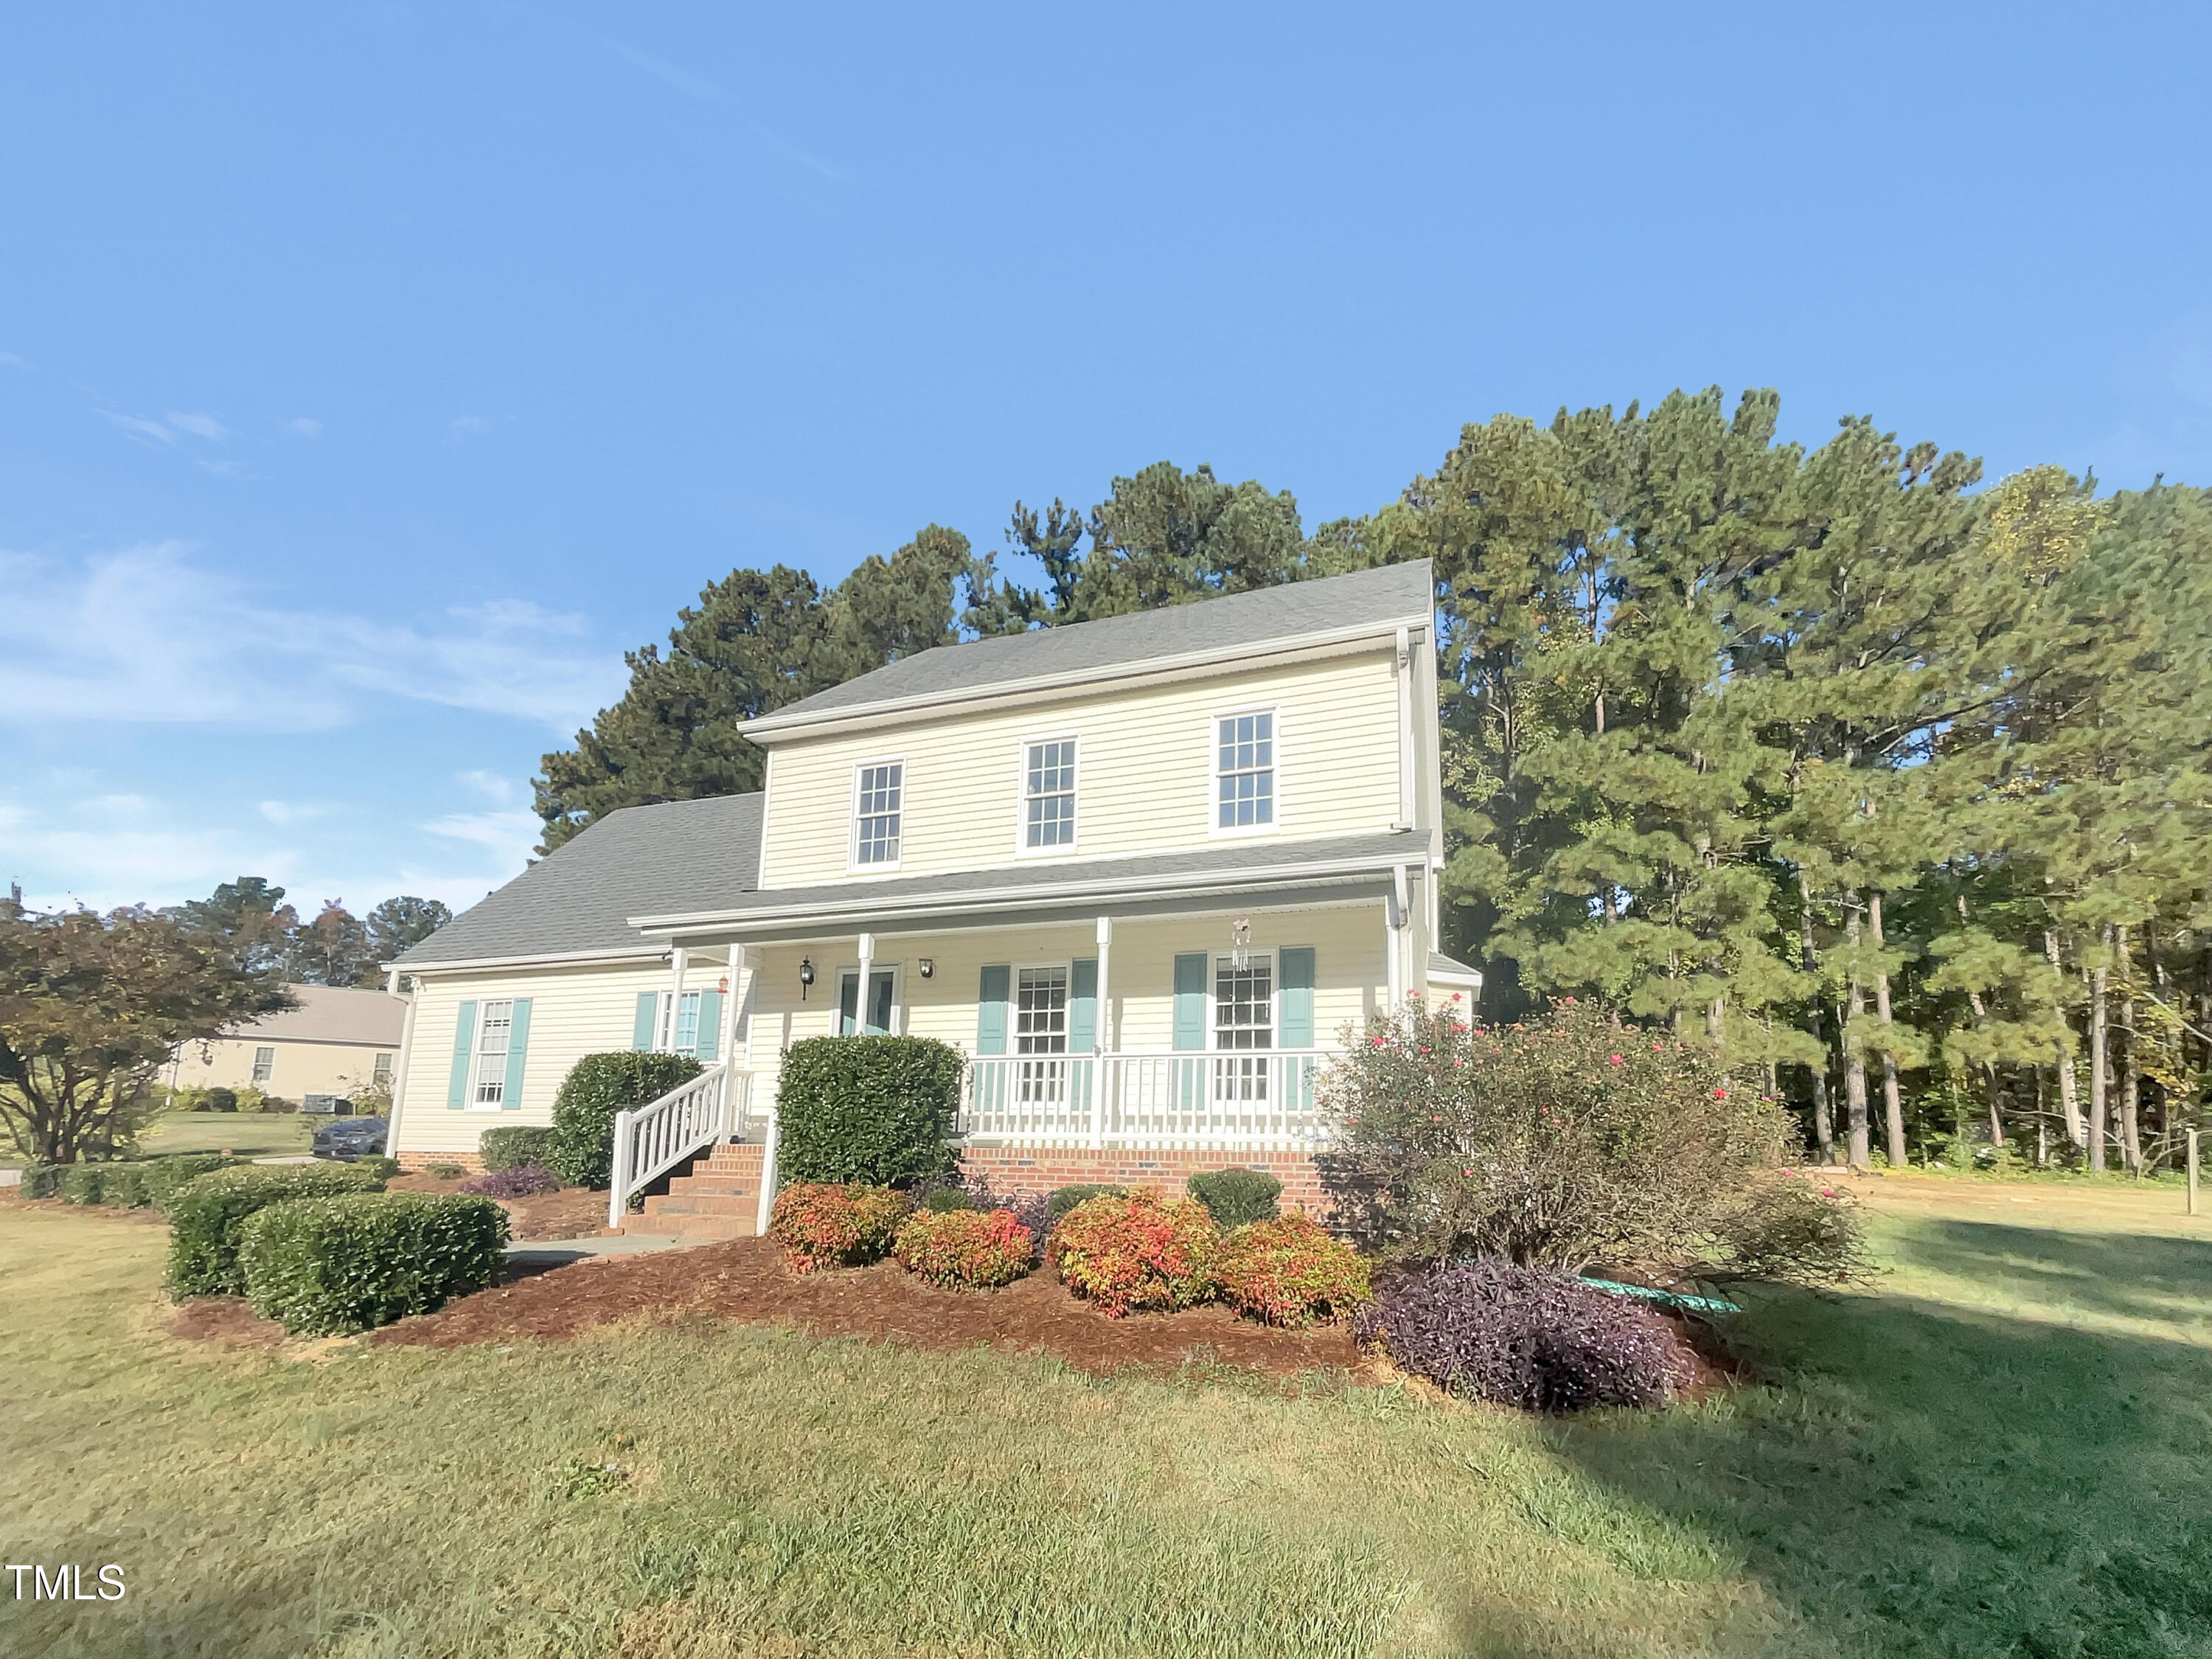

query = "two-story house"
(382, 559), (1475, 1236)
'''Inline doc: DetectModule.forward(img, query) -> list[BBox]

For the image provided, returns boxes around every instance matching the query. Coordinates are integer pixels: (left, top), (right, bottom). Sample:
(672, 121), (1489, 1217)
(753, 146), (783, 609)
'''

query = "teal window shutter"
(695, 990), (723, 1060)
(633, 992), (657, 1051)
(1278, 947), (1315, 1048)
(501, 998), (532, 1111)
(1172, 953), (1208, 1051)
(976, 965), (1010, 1055)
(446, 1000), (478, 1109)
(1069, 959), (1098, 1052)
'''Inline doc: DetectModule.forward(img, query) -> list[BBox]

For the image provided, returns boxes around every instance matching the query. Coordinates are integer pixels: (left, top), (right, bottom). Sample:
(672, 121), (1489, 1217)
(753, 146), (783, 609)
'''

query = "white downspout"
(380, 967), (416, 1162)
(1384, 874), (1405, 1010)
(855, 932), (875, 1034)
(1093, 916), (1113, 1148)
(668, 945), (688, 1051)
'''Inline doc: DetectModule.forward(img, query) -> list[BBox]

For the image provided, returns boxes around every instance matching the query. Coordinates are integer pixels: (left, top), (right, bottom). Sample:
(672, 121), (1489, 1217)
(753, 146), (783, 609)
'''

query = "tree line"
(171, 879), (451, 988)
(540, 388), (2211, 1173)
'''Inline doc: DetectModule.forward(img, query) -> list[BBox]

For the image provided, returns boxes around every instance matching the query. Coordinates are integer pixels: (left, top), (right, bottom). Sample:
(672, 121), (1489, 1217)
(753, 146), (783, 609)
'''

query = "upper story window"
(1215, 710), (1275, 830)
(372, 1053), (394, 1085)
(1024, 739), (1077, 849)
(251, 1046), (275, 1084)
(852, 761), (903, 866)
(470, 999), (512, 1107)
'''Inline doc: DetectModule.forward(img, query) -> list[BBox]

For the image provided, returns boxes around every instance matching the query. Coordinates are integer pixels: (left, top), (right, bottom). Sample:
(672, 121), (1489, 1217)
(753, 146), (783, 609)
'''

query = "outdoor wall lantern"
(918, 957), (934, 979)
(799, 957), (815, 1000)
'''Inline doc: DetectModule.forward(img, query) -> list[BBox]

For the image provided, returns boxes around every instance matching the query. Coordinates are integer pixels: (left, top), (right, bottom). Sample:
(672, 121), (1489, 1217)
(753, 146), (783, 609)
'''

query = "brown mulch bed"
(375, 1235), (1371, 1381)
(165, 1297), (287, 1349)
(386, 1172), (608, 1242)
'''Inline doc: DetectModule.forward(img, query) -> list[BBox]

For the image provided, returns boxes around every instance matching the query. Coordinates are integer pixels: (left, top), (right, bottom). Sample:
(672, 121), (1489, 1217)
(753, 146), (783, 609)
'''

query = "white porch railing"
(958, 1048), (1335, 1150)
(607, 1062), (756, 1229)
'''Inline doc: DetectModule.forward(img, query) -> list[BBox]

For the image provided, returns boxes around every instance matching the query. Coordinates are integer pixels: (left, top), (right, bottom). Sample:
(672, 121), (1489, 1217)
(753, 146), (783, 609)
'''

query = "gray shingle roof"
(229, 984), (407, 1045)
(1427, 950), (1483, 983)
(748, 560), (1435, 731)
(630, 828), (1427, 932)
(394, 794), (763, 969)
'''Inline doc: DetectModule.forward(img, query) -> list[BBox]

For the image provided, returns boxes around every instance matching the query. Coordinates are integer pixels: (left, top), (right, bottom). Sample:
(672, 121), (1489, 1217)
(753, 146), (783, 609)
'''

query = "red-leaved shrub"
(768, 1183), (908, 1273)
(894, 1207), (1034, 1289)
(1211, 1214), (1372, 1326)
(1048, 1192), (1218, 1317)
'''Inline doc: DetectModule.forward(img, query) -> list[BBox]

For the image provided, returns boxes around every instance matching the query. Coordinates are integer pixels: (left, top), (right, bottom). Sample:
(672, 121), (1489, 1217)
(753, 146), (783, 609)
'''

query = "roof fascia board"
(740, 613), (1433, 745)
(394, 946), (669, 976)
(630, 849), (1414, 936)
(706, 888), (1388, 947)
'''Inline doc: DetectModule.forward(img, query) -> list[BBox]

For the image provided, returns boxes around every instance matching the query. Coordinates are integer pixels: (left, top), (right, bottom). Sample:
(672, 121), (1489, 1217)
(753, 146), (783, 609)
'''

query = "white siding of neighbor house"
(392, 958), (754, 1159)
(757, 647), (1404, 888)
(739, 901), (1397, 1104)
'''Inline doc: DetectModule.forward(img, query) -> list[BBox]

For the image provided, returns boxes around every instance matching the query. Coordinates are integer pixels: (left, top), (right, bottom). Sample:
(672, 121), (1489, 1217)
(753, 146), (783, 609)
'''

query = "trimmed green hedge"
(478, 1125), (557, 1172)
(776, 1036), (962, 1189)
(25, 1155), (242, 1209)
(166, 1164), (389, 1299)
(548, 1052), (704, 1189)
(239, 1192), (509, 1335)
(1187, 1166), (1283, 1229)
(145, 1155), (248, 1211)
(19, 1164), (65, 1199)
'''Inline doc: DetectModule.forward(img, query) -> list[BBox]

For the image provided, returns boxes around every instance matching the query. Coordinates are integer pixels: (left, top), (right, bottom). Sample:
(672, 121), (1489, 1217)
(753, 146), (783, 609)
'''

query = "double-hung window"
(372, 1053), (394, 1086)
(1212, 955), (1273, 1103)
(853, 762), (903, 867)
(1216, 712), (1275, 830)
(1023, 739), (1077, 849)
(251, 1046), (275, 1085)
(658, 990), (702, 1056)
(470, 1000), (513, 1107)
(1015, 966), (1068, 1104)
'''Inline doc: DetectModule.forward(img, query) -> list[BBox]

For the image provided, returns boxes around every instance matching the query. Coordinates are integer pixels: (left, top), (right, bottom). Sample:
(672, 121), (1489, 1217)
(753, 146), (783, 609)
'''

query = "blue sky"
(4, 2), (2209, 917)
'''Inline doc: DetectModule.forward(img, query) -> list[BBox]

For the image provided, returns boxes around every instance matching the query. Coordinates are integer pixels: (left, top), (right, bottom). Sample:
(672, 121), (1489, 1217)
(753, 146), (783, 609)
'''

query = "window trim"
(654, 989), (705, 1057)
(846, 756), (907, 873)
(1207, 704), (1281, 838)
(250, 1045), (276, 1085)
(467, 998), (515, 1110)
(1012, 734), (1082, 858)
(1206, 947), (1279, 1052)
(1011, 959), (1074, 1054)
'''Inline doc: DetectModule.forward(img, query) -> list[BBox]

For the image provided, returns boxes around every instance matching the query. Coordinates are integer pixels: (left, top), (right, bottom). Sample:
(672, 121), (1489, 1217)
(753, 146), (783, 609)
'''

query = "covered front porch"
(605, 837), (1463, 1232)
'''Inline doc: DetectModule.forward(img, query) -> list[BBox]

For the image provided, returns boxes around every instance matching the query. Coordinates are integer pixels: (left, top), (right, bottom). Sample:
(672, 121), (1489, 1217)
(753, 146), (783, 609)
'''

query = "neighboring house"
(387, 560), (1478, 1235)
(170, 984), (406, 1107)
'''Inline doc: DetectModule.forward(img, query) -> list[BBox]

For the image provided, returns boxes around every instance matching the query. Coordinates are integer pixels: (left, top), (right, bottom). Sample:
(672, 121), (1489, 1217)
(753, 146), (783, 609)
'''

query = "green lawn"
(137, 1108), (319, 1160)
(3, 1188), (2208, 1658)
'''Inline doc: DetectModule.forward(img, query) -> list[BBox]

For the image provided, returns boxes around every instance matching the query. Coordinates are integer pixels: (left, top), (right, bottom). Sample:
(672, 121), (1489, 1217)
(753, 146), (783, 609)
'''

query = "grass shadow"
(1545, 1225), (2212, 1658)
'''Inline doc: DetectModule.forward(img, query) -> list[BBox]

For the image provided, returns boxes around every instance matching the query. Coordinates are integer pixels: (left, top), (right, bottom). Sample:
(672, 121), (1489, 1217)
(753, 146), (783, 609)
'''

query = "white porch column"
(855, 932), (875, 1034)
(667, 945), (688, 1051)
(1093, 916), (1113, 1054)
(719, 947), (746, 1063)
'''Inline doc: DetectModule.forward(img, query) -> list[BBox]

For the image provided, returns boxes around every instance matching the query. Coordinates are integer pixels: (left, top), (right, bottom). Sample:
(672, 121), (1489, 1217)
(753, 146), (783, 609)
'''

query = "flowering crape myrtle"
(1326, 998), (1861, 1283)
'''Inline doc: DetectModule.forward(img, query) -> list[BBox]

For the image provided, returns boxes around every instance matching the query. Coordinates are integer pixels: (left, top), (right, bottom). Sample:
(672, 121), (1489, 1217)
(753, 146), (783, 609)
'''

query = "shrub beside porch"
(959, 1147), (1339, 1220)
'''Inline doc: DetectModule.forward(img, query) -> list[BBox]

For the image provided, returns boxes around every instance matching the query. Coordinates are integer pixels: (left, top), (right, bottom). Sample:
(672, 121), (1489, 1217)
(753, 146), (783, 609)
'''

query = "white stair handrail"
(606, 1062), (742, 1230)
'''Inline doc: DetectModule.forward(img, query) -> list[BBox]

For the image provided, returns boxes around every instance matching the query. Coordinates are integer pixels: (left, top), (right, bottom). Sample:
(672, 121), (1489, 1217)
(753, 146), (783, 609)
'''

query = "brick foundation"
(959, 1147), (1346, 1221)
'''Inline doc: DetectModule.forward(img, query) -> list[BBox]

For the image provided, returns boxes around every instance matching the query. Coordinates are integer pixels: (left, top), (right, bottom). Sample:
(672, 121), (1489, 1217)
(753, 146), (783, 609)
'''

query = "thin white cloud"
(0, 543), (625, 734)
(458, 769), (520, 806)
(1, 790), (534, 914)
(608, 38), (848, 181)
(284, 417), (323, 437)
(258, 800), (333, 827)
(166, 410), (229, 441)
(100, 410), (175, 445)
(0, 351), (28, 370)
(451, 414), (490, 436)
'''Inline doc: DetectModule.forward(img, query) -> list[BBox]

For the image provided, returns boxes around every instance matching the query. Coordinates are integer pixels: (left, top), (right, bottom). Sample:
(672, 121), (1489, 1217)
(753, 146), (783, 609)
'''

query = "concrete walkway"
(503, 1233), (707, 1267)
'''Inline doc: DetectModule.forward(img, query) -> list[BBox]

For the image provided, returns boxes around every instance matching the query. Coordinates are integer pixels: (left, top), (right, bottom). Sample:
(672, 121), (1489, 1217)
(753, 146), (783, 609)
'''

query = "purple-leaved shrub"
(1354, 1258), (1694, 1412)
(461, 1164), (560, 1198)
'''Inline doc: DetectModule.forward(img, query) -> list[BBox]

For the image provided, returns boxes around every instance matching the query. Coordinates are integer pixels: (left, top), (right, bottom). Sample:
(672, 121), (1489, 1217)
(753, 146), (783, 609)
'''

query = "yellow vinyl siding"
(171, 1036), (394, 1100)
(392, 959), (753, 1158)
(758, 648), (1402, 888)
(740, 904), (1388, 1103)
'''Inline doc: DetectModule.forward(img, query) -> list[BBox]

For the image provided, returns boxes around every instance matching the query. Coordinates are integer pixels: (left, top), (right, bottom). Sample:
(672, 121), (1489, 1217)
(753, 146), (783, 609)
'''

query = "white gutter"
(740, 612), (1435, 744)
(381, 968), (417, 1161)
(628, 843), (1415, 935)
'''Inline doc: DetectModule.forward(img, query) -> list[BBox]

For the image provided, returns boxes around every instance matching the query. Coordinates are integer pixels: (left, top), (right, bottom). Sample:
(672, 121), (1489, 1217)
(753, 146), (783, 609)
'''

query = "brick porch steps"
(622, 1142), (765, 1240)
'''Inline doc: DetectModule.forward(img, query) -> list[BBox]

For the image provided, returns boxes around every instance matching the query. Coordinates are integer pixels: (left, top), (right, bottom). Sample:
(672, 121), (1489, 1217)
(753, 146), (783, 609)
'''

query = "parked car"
(311, 1116), (390, 1161)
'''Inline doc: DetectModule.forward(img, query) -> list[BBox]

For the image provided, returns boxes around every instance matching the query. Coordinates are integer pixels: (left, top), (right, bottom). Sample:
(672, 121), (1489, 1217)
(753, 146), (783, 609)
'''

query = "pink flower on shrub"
(1713, 1088), (1728, 1099)
(1607, 1054), (1624, 1065)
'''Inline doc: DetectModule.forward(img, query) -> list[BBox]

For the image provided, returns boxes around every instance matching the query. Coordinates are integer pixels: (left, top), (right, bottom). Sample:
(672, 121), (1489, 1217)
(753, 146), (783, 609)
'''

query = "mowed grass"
(4, 1184), (2210, 1659)
(139, 1108), (319, 1160)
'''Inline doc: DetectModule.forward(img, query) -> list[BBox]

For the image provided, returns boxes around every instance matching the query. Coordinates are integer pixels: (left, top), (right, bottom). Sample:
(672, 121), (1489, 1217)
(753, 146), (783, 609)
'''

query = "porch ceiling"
(630, 828), (1425, 945)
